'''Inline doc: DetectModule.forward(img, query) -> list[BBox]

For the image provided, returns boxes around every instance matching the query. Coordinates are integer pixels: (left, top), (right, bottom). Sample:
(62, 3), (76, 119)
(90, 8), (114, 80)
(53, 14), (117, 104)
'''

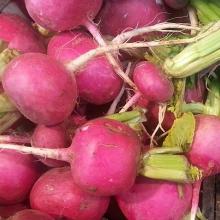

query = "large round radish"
(9, 209), (55, 220)
(2, 53), (78, 125)
(70, 118), (141, 196)
(0, 150), (40, 205)
(48, 31), (122, 105)
(0, 118), (141, 197)
(133, 61), (174, 103)
(31, 125), (69, 167)
(116, 177), (192, 220)
(0, 13), (45, 53)
(187, 114), (220, 176)
(24, 0), (103, 31)
(98, 0), (168, 36)
(30, 167), (109, 220)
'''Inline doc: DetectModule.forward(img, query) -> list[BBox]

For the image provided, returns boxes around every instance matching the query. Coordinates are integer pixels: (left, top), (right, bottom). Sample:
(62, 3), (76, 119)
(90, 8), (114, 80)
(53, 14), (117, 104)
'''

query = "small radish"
(133, 61), (174, 103)
(116, 177), (192, 220)
(0, 13), (45, 53)
(2, 53), (78, 125)
(47, 31), (122, 105)
(0, 118), (141, 197)
(24, 0), (103, 31)
(0, 150), (40, 205)
(31, 125), (69, 167)
(9, 209), (55, 220)
(184, 76), (206, 103)
(30, 167), (110, 220)
(97, 0), (168, 37)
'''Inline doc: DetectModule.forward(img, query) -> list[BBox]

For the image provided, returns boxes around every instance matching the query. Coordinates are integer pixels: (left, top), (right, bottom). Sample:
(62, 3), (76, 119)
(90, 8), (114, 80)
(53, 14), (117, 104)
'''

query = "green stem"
(105, 109), (146, 123)
(139, 154), (202, 183)
(0, 93), (16, 112)
(181, 102), (205, 114)
(164, 22), (220, 78)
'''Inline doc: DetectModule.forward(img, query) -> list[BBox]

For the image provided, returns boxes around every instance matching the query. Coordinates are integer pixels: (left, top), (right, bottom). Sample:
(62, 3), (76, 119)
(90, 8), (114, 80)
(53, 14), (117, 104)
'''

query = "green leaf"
(162, 113), (196, 152)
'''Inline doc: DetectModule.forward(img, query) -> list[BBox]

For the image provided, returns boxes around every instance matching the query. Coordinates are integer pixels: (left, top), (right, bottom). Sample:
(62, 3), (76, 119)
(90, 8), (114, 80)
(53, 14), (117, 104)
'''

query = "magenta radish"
(184, 76), (206, 103)
(133, 61), (174, 103)
(0, 150), (40, 205)
(146, 103), (175, 133)
(2, 53), (78, 125)
(9, 209), (55, 220)
(116, 177), (192, 220)
(30, 167), (109, 220)
(0, 13), (45, 53)
(0, 203), (27, 218)
(48, 31), (122, 105)
(0, 118), (141, 196)
(24, 0), (103, 31)
(31, 125), (69, 167)
(187, 114), (220, 176)
(97, 0), (168, 37)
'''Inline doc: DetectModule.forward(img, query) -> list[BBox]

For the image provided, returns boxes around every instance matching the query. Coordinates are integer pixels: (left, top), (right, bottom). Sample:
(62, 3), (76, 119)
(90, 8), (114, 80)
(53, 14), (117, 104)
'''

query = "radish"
(164, 0), (189, 10)
(187, 114), (220, 176)
(24, 0), (103, 31)
(116, 177), (192, 220)
(184, 76), (205, 103)
(48, 31), (122, 105)
(31, 125), (69, 167)
(30, 167), (110, 220)
(0, 203), (27, 218)
(97, 0), (168, 37)
(0, 13), (45, 53)
(0, 150), (40, 205)
(9, 209), (55, 220)
(0, 118), (141, 196)
(146, 103), (175, 133)
(2, 53), (78, 125)
(133, 61), (174, 103)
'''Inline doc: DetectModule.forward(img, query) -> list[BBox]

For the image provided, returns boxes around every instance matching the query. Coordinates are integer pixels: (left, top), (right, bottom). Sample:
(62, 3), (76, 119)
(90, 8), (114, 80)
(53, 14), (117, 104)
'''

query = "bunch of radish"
(0, 0), (220, 219)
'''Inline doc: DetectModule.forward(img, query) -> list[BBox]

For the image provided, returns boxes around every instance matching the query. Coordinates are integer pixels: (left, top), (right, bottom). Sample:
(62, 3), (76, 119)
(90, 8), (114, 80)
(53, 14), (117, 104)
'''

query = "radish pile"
(0, 0), (220, 219)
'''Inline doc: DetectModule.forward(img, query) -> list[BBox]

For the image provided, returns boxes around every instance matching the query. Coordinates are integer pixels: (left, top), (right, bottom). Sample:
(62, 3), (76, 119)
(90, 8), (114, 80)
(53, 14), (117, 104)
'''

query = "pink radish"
(187, 114), (220, 176)
(116, 177), (192, 220)
(97, 0), (168, 37)
(133, 61), (174, 103)
(9, 209), (55, 220)
(30, 167), (110, 220)
(24, 0), (103, 31)
(48, 31), (122, 105)
(2, 53), (78, 125)
(0, 13), (45, 53)
(0, 118), (141, 196)
(0, 150), (40, 205)
(31, 124), (69, 167)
